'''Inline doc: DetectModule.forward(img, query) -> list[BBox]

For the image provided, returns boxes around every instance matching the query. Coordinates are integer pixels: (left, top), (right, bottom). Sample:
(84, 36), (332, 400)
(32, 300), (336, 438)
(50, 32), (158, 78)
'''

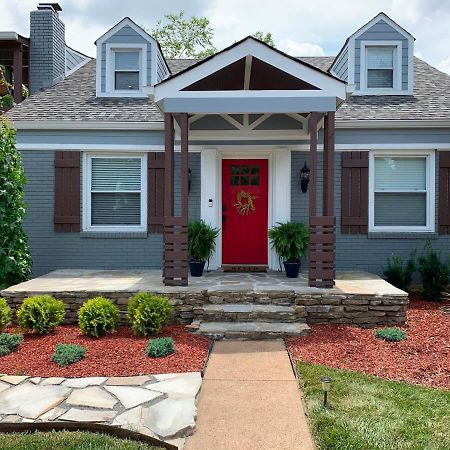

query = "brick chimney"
(29, 3), (65, 93)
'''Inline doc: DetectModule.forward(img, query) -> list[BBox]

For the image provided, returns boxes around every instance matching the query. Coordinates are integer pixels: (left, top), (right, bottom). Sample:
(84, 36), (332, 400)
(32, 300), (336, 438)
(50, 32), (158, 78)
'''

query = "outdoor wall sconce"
(188, 168), (192, 193)
(321, 376), (333, 407)
(300, 162), (310, 193)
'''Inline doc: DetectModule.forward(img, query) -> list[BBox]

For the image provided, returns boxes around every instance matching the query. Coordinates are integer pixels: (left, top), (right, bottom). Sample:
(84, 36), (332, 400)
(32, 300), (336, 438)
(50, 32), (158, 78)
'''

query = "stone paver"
(106, 375), (150, 386)
(40, 407), (66, 421)
(66, 386), (117, 409)
(0, 375), (29, 385)
(149, 373), (202, 399)
(62, 377), (107, 388)
(41, 377), (65, 385)
(104, 385), (163, 409)
(0, 381), (10, 393)
(59, 408), (117, 423)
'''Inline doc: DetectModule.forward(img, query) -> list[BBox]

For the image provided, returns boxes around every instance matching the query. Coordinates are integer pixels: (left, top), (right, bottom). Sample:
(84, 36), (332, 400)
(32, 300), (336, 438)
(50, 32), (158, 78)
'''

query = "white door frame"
(200, 146), (291, 270)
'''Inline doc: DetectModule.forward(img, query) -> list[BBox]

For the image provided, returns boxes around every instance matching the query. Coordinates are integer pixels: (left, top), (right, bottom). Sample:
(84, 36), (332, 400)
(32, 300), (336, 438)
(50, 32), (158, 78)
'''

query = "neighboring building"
(0, 3), (90, 109)
(6, 10), (450, 288)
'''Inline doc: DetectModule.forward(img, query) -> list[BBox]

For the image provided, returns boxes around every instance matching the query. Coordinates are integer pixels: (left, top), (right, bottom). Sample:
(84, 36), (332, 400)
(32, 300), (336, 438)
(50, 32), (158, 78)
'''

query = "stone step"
(201, 303), (301, 322)
(197, 321), (310, 340)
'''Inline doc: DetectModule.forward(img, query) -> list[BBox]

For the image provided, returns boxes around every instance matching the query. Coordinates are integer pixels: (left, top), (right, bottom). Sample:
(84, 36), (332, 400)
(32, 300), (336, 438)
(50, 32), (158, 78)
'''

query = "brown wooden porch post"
(164, 113), (174, 217)
(180, 113), (189, 219)
(323, 112), (335, 216)
(309, 112), (318, 218)
(13, 44), (23, 104)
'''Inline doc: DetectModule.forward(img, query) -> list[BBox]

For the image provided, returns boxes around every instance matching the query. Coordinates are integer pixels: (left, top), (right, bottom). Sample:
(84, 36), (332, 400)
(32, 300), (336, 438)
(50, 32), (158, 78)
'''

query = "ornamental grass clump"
(52, 343), (86, 366)
(0, 298), (12, 332)
(0, 333), (23, 356)
(268, 221), (309, 263)
(78, 297), (119, 338)
(375, 327), (407, 342)
(145, 337), (176, 358)
(383, 252), (416, 292)
(128, 292), (173, 336)
(17, 295), (65, 334)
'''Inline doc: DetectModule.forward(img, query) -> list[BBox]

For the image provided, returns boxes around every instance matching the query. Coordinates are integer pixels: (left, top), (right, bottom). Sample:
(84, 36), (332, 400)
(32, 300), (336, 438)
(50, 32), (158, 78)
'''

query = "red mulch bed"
(287, 298), (450, 390)
(0, 325), (210, 377)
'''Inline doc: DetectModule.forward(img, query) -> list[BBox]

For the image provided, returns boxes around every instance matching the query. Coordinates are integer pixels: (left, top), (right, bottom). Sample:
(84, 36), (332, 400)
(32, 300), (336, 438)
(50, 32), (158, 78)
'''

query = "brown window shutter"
(341, 151), (369, 234)
(148, 152), (165, 233)
(54, 151), (80, 232)
(439, 151), (450, 234)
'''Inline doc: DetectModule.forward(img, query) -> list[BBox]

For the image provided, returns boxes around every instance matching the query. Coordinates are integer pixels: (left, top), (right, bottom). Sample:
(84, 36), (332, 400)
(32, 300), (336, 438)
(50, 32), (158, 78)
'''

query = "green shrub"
(127, 292), (173, 336)
(269, 221), (309, 263)
(0, 298), (12, 332)
(0, 333), (23, 356)
(78, 297), (119, 338)
(383, 252), (416, 291)
(52, 343), (86, 366)
(17, 295), (65, 334)
(188, 220), (220, 262)
(375, 327), (407, 342)
(145, 337), (176, 358)
(0, 120), (32, 290)
(417, 241), (450, 301)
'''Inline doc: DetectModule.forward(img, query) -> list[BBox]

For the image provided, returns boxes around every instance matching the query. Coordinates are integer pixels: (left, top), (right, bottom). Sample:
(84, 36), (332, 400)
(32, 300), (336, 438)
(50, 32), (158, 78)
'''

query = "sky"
(2, 0), (450, 73)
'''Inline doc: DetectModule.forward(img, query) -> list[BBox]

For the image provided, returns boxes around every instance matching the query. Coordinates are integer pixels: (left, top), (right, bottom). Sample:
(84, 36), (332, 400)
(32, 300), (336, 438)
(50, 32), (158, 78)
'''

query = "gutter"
(11, 121), (165, 131)
(336, 119), (450, 129)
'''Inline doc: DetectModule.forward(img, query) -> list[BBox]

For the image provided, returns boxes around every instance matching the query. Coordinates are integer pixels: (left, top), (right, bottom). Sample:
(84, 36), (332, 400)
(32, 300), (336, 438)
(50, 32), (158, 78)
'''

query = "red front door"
(222, 159), (268, 265)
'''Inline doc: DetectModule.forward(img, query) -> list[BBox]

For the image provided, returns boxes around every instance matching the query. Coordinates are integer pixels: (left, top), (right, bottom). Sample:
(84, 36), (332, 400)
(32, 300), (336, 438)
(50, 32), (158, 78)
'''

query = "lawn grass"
(297, 362), (450, 450)
(0, 431), (163, 450)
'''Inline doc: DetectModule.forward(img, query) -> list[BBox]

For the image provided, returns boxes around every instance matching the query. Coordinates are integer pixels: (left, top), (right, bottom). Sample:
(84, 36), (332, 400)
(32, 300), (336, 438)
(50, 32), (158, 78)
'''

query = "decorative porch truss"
(152, 36), (351, 287)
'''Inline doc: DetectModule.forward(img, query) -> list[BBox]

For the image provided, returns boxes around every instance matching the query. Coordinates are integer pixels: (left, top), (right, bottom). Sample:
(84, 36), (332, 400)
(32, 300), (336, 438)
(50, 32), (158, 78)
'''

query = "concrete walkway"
(185, 340), (315, 450)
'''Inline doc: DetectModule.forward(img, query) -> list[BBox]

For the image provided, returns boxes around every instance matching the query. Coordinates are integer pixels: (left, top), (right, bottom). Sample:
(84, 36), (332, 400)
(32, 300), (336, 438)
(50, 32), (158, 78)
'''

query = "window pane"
(91, 192), (141, 225)
(92, 158), (141, 191)
(374, 192), (426, 226)
(367, 47), (394, 69)
(375, 157), (426, 191)
(367, 69), (393, 88)
(115, 51), (139, 70)
(115, 71), (139, 90)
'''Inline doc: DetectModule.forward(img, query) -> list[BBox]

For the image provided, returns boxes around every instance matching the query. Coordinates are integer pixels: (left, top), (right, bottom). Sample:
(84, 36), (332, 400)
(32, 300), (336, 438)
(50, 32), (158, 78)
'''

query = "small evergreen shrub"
(0, 298), (12, 332)
(383, 252), (416, 291)
(127, 292), (173, 336)
(17, 295), (65, 334)
(78, 297), (119, 338)
(52, 343), (86, 366)
(0, 333), (23, 356)
(145, 337), (176, 358)
(375, 327), (407, 342)
(417, 241), (450, 301)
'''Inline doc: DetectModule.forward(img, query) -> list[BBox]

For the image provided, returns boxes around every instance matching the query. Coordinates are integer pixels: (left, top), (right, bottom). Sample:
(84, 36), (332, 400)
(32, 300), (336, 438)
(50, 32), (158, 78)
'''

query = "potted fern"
(269, 221), (309, 278)
(188, 220), (220, 277)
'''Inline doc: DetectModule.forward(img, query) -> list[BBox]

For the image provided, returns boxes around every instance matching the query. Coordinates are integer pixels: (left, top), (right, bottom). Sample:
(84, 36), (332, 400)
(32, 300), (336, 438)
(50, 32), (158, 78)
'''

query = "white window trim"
(359, 41), (403, 95)
(82, 153), (148, 232)
(104, 43), (147, 98)
(368, 150), (435, 233)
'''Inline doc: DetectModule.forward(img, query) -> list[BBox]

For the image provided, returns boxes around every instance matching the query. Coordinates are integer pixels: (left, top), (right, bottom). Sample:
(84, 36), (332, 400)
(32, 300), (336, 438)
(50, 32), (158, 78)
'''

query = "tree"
(151, 11), (216, 59)
(251, 31), (276, 48)
(0, 119), (31, 289)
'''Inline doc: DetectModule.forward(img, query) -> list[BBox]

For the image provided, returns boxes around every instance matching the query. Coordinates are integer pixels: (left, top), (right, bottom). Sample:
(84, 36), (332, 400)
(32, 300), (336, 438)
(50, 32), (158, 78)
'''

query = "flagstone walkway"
(185, 340), (315, 450)
(0, 372), (202, 449)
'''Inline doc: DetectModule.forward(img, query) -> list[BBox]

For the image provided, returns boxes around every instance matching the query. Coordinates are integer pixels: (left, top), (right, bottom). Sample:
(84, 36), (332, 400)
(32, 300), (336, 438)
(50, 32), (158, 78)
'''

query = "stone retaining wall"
(1, 290), (408, 328)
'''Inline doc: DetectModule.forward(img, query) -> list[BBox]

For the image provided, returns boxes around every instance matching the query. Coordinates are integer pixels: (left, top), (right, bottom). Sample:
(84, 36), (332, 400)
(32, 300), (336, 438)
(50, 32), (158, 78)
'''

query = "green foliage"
(417, 240), (450, 301)
(0, 333), (23, 356)
(251, 31), (276, 47)
(0, 120), (32, 289)
(127, 292), (173, 336)
(383, 252), (416, 291)
(17, 295), (65, 334)
(145, 337), (176, 358)
(1, 94), (13, 108)
(151, 11), (216, 59)
(269, 221), (309, 263)
(188, 220), (220, 262)
(52, 343), (86, 366)
(375, 327), (407, 342)
(21, 85), (29, 99)
(78, 297), (119, 338)
(0, 297), (12, 332)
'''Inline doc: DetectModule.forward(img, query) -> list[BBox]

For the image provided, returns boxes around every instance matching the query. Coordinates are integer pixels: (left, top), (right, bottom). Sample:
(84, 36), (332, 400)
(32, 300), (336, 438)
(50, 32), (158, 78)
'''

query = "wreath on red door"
(234, 191), (257, 216)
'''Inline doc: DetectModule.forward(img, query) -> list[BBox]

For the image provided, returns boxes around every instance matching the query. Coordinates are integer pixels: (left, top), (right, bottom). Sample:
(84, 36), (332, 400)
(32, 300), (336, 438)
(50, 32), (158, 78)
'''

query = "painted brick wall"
(21, 151), (200, 276)
(291, 151), (450, 275)
(30, 8), (66, 93)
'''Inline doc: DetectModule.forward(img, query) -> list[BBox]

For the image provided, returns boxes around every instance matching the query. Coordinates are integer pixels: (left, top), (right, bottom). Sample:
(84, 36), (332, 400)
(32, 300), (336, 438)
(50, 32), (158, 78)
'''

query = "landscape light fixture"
(321, 376), (332, 407)
(300, 162), (310, 193)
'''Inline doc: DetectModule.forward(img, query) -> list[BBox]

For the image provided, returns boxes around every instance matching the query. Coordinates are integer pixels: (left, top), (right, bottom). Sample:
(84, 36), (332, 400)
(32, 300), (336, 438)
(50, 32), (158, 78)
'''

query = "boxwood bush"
(78, 297), (119, 338)
(0, 298), (12, 332)
(52, 343), (86, 366)
(375, 327), (407, 342)
(127, 292), (173, 336)
(17, 295), (65, 334)
(145, 337), (176, 358)
(0, 333), (23, 356)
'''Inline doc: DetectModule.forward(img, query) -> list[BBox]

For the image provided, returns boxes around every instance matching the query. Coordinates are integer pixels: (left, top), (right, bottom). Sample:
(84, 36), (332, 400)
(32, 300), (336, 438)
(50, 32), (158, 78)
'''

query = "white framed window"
(83, 153), (147, 232)
(369, 151), (435, 233)
(359, 41), (403, 94)
(105, 44), (147, 97)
